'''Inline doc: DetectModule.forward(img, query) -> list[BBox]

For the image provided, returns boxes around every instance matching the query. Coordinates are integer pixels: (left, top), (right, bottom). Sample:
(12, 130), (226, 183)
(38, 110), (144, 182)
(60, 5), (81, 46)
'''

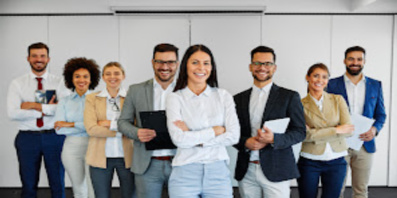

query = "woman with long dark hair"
(166, 44), (240, 198)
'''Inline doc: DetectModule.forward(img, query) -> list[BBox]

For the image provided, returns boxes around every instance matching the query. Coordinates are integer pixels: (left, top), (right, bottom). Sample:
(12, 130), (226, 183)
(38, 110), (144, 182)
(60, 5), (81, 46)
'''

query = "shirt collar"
(153, 78), (176, 91)
(71, 90), (91, 99)
(252, 82), (273, 94)
(29, 70), (49, 80)
(182, 84), (212, 98)
(309, 93), (324, 105)
(97, 87), (127, 99)
(343, 73), (366, 84)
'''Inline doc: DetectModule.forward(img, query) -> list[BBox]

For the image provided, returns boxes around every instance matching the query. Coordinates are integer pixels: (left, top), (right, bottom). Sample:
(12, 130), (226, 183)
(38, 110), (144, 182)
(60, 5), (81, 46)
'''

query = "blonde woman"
(84, 62), (135, 198)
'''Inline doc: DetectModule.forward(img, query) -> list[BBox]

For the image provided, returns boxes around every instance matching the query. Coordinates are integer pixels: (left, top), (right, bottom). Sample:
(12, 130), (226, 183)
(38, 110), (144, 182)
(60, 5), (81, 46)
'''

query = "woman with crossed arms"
(166, 44), (240, 198)
(84, 62), (135, 198)
(298, 63), (354, 198)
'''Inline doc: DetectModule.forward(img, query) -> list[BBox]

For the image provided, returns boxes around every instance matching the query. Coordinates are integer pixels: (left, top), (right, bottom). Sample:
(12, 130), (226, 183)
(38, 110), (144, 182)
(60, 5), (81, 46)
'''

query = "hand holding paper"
(346, 114), (375, 151)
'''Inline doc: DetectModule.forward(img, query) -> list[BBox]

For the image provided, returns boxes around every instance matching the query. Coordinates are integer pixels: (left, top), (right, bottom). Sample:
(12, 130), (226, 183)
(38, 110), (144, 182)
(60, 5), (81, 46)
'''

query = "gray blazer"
(118, 79), (154, 174)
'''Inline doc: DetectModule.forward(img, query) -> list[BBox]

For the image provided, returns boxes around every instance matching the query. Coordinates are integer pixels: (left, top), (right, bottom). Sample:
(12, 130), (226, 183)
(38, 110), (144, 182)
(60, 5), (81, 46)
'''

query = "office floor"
(0, 187), (396, 198)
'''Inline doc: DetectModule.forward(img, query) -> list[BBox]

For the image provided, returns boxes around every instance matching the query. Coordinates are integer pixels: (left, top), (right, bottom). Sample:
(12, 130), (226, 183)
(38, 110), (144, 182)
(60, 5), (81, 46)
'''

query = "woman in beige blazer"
(84, 62), (135, 198)
(297, 63), (354, 198)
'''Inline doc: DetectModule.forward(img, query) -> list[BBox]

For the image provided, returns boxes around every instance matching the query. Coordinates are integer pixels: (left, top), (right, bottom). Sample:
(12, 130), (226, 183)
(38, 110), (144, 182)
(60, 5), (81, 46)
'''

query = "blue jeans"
(90, 158), (136, 198)
(297, 157), (347, 198)
(135, 158), (172, 198)
(15, 130), (65, 198)
(169, 160), (233, 198)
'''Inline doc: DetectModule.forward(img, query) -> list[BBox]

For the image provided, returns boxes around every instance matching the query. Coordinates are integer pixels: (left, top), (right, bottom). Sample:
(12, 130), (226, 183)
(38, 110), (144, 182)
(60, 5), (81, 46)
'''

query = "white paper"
(263, 117), (290, 134)
(346, 113), (375, 151)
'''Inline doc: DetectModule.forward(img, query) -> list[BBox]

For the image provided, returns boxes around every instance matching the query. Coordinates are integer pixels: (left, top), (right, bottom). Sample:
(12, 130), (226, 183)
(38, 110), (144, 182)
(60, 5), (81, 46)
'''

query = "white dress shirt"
(344, 74), (366, 115)
(300, 94), (348, 161)
(152, 79), (177, 157)
(7, 71), (70, 130)
(166, 85), (240, 166)
(249, 82), (272, 161)
(96, 88), (126, 158)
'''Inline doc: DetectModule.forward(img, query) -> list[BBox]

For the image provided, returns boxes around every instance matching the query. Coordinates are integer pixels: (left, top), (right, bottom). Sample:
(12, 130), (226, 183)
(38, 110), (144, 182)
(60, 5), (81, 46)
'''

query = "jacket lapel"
(145, 79), (154, 111)
(302, 94), (326, 121)
(242, 88), (253, 136)
(261, 84), (279, 123)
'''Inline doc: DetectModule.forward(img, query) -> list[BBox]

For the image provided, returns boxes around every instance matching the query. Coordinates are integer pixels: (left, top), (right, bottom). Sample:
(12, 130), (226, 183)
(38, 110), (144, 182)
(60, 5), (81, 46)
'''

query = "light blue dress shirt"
(55, 91), (90, 137)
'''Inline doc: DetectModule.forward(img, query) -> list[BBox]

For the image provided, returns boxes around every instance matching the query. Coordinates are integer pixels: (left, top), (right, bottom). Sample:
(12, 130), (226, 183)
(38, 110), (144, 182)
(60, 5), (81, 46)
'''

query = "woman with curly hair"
(54, 57), (100, 198)
(84, 62), (136, 198)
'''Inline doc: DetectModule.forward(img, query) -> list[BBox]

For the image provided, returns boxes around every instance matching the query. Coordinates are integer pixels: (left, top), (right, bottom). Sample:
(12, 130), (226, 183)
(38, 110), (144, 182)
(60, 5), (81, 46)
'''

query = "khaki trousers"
(340, 146), (373, 198)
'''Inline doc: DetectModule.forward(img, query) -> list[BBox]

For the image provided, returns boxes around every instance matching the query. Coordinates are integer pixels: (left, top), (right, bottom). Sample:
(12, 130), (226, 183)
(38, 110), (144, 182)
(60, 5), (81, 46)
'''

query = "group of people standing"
(7, 42), (385, 198)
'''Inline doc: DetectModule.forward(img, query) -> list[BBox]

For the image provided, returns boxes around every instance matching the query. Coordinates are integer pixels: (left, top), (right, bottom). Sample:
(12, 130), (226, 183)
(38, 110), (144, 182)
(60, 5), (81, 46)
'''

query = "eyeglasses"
(154, 60), (177, 66)
(251, 62), (275, 67)
(108, 98), (120, 112)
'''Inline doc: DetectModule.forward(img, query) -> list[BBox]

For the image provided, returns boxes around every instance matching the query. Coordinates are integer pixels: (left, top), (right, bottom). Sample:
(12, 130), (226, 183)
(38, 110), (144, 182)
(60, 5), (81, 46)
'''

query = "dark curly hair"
(63, 57), (100, 91)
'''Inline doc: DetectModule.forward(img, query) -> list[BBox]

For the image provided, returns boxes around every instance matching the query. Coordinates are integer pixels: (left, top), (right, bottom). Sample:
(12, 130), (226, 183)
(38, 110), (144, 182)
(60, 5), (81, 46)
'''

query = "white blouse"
(166, 85), (240, 166)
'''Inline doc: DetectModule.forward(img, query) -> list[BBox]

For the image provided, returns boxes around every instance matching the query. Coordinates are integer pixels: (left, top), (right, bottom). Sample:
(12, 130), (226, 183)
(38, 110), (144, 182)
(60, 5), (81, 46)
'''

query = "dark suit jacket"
(234, 84), (306, 182)
(327, 75), (386, 153)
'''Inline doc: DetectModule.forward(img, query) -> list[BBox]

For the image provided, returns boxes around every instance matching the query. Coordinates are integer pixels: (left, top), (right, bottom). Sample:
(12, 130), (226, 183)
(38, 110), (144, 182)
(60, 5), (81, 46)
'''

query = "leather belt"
(152, 156), (173, 161)
(250, 160), (260, 164)
(19, 129), (55, 134)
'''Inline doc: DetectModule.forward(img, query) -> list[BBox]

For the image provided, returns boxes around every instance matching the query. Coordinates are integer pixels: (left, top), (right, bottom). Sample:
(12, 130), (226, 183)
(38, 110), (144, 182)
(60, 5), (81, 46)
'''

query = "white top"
(7, 70), (70, 130)
(300, 94), (348, 161)
(344, 74), (366, 115)
(152, 78), (177, 157)
(96, 88), (126, 158)
(166, 85), (240, 166)
(249, 82), (272, 161)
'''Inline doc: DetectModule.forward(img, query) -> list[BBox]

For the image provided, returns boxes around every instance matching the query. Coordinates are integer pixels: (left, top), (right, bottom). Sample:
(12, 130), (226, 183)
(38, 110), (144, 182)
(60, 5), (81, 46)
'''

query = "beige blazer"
(84, 92), (133, 168)
(301, 92), (352, 155)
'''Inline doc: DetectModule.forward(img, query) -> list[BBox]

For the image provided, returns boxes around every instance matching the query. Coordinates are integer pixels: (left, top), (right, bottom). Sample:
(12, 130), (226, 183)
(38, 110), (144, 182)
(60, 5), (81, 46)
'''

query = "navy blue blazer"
(233, 84), (306, 182)
(327, 76), (386, 153)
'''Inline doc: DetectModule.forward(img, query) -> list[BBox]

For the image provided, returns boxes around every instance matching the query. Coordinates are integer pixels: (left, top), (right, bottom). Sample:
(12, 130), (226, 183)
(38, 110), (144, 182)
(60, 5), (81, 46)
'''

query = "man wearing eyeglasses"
(233, 46), (306, 198)
(118, 43), (179, 198)
(327, 46), (386, 198)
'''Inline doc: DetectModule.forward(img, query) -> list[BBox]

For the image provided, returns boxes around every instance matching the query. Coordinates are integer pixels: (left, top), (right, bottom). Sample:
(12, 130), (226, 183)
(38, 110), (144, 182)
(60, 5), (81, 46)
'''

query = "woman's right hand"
(213, 126), (226, 136)
(336, 124), (354, 134)
(97, 120), (111, 128)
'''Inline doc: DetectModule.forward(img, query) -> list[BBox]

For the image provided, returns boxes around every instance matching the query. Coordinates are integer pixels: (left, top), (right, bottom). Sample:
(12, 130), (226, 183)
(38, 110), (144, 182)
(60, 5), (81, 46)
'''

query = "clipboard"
(139, 110), (176, 150)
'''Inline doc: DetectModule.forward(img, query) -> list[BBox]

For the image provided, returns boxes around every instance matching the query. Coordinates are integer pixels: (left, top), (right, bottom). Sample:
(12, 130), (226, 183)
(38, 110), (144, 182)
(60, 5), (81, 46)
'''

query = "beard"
(252, 71), (272, 83)
(30, 62), (47, 73)
(155, 69), (175, 82)
(346, 65), (363, 76)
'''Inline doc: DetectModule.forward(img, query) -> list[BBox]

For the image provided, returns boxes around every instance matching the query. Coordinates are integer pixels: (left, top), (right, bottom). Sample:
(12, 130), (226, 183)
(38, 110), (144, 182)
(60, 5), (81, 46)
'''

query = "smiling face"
(73, 68), (91, 94)
(306, 68), (329, 94)
(250, 52), (276, 86)
(27, 48), (50, 74)
(152, 51), (179, 83)
(186, 51), (212, 87)
(344, 51), (365, 76)
(103, 66), (125, 90)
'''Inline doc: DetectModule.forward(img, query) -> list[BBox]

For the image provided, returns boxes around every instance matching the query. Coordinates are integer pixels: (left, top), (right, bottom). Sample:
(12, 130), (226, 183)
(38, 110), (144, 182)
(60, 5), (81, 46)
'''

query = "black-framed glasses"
(154, 60), (177, 66)
(109, 98), (120, 112)
(251, 61), (275, 67)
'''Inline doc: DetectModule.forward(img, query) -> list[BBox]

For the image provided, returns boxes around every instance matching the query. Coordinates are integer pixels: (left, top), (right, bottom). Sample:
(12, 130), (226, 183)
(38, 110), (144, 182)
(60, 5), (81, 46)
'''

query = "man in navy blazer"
(327, 46), (386, 198)
(234, 46), (306, 198)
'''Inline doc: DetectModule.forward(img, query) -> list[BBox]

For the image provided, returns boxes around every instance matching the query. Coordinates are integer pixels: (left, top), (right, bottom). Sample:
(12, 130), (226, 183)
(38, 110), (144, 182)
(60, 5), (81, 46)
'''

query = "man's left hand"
(359, 126), (377, 142)
(256, 126), (274, 144)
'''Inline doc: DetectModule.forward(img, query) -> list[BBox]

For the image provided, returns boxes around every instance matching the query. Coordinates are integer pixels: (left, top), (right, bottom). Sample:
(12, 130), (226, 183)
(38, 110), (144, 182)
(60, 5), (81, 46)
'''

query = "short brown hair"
(28, 42), (49, 56)
(153, 43), (179, 60)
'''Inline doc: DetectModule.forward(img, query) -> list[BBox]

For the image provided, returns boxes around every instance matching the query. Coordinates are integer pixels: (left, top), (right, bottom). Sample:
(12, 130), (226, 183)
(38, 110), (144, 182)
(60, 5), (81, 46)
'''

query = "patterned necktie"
(36, 77), (43, 128)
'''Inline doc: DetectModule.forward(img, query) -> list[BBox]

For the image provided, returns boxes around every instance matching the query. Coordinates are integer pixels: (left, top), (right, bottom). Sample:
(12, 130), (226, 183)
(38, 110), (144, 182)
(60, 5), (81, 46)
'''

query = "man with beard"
(327, 46), (386, 198)
(118, 43), (179, 198)
(7, 42), (69, 198)
(234, 46), (306, 198)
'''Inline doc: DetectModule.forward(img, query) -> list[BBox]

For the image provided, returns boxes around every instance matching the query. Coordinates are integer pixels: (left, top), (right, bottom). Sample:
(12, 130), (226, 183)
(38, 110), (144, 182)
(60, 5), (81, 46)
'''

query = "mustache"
(348, 64), (362, 67)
